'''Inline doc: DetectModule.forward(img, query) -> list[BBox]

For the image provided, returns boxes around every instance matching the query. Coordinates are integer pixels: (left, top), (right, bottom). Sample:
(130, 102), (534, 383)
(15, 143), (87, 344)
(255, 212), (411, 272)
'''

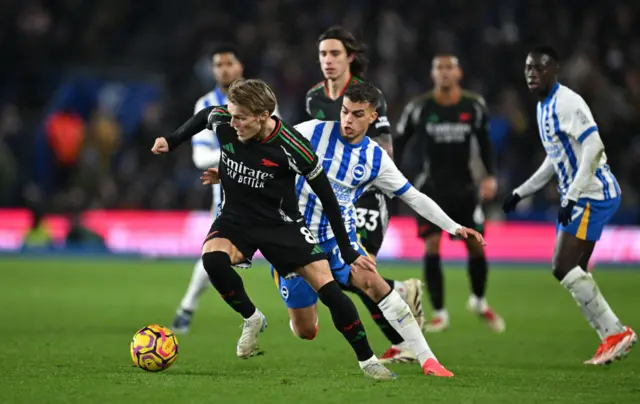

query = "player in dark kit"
(396, 54), (505, 333)
(306, 26), (424, 361)
(151, 79), (395, 380)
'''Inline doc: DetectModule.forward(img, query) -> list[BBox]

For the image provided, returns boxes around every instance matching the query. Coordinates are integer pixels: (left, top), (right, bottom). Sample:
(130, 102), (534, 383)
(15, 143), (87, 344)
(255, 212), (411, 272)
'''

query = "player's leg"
(270, 266), (319, 340)
(355, 193), (424, 327)
(346, 241), (453, 377)
(554, 198), (636, 364)
(201, 222), (266, 359)
(170, 258), (209, 333)
(463, 205), (505, 332)
(261, 222), (394, 380)
(323, 235), (414, 363)
(421, 224), (449, 332)
(170, 189), (222, 333)
(295, 260), (395, 380)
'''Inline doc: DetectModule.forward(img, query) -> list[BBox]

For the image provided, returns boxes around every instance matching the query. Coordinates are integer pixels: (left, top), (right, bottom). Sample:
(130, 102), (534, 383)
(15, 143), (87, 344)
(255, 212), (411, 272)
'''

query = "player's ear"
(347, 52), (355, 64)
(369, 110), (378, 124)
(258, 110), (270, 123)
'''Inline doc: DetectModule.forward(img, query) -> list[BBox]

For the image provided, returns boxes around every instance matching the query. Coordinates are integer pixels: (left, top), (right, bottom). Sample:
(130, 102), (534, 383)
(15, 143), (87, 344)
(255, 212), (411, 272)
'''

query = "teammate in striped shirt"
(503, 45), (636, 365)
(306, 26), (425, 357)
(270, 82), (485, 376)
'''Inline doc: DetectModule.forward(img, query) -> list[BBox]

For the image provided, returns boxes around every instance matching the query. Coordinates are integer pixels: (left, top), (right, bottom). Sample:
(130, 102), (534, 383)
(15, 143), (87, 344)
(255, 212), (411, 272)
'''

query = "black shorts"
(355, 190), (389, 256)
(204, 215), (327, 276)
(417, 185), (485, 240)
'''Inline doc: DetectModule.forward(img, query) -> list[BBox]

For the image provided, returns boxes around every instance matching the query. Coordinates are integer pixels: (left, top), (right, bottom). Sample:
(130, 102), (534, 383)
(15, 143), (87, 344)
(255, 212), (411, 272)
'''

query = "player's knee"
(290, 319), (318, 340)
(425, 235), (441, 255)
(352, 272), (388, 302)
(466, 240), (485, 258)
(201, 251), (231, 281)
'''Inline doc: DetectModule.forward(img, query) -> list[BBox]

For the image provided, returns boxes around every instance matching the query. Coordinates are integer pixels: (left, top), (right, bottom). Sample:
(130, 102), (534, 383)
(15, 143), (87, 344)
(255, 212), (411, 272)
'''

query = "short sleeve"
(372, 151), (412, 198)
(557, 93), (598, 144)
(280, 125), (323, 180)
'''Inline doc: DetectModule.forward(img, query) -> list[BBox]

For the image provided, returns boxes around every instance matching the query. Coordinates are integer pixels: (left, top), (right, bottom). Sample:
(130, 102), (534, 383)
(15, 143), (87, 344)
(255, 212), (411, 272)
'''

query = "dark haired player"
(171, 45), (280, 333)
(153, 78), (395, 380)
(396, 54), (504, 333)
(305, 26), (424, 362)
(503, 45), (636, 365)
(265, 82), (485, 376)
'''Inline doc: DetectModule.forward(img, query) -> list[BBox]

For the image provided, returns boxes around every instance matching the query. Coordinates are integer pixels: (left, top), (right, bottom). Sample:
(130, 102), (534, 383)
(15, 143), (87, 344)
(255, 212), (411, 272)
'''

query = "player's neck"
(255, 117), (277, 141)
(433, 86), (461, 106)
(326, 72), (352, 100)
(538, 81), (559, 101)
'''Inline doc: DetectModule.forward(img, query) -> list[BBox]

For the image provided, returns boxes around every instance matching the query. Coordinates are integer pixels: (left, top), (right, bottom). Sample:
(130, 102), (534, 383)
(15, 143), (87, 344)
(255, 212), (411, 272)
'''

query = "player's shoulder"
(194, 93), (210, 111)
(294, 118), (324, 132)
(407, 91), (435, 107)
(557, 84), (587, 104)
(306, 81), (326, 97)
(461, 89), (487, 107)
(556, 84), (590, 112)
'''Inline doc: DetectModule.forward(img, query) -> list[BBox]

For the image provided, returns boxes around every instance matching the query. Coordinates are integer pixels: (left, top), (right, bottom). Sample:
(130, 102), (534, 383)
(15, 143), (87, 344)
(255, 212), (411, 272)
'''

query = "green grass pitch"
(1, 257), (639, 403)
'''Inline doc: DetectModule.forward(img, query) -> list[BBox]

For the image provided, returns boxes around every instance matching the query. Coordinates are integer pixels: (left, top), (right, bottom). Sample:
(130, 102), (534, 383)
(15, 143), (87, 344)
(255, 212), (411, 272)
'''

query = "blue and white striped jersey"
(192, 88), (228, 217)
(294, 120), (412, 242)
(536, 83), (618, 200)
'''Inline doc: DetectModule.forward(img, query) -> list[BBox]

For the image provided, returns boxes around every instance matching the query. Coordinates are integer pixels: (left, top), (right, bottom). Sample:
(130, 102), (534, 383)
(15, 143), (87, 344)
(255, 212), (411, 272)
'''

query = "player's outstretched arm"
(372, 152), (484, 244)
(161, 107), (214, 152)
(513, 157), (555, 198)
(502, 157), (554, 212)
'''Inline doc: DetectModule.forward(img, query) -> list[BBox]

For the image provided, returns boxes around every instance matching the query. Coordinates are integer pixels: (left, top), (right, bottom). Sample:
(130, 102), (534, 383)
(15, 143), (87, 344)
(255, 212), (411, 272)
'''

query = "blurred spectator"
(21, 207), (53, 250)
(65, 210), (107, 251)
(1, 0), (638, 223)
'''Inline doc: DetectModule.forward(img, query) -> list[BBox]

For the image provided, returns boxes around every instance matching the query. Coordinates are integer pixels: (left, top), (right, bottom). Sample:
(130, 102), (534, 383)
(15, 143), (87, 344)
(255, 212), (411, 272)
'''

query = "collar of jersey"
(541, 82), (560, 105)
(335, 123), (369, 149)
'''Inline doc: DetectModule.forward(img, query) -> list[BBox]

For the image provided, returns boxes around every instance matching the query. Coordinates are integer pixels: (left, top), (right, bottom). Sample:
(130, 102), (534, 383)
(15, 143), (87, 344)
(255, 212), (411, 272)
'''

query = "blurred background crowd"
(1, 0), (639, 224)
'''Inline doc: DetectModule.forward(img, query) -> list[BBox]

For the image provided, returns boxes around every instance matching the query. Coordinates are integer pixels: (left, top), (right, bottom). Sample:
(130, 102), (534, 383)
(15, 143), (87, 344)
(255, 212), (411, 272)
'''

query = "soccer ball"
(130, 324), (179, 372)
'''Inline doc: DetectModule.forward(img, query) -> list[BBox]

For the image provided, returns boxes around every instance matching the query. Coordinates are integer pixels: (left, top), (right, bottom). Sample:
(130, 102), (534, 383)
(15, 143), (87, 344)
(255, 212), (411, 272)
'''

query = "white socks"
(560, 266), (625, 339)
(179, 259), (211, 312)
(379, 290), (436, 365)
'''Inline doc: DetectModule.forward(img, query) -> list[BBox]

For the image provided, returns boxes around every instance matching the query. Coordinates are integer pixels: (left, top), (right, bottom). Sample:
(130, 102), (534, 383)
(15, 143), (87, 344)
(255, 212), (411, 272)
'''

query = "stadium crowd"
(1, 0), (639, 222)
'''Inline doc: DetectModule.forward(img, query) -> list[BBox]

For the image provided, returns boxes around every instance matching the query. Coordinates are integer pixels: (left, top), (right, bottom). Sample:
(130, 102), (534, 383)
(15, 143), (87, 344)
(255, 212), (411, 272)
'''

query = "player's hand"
(455, 227), (486, 246)
(480, 176), (498, 201)
(558, 198), (576, 226)
(201, 168), (220, 185)
(502, 192), (522, 213)
(151, 137), (169, 154)
(350, 254), (377, 273)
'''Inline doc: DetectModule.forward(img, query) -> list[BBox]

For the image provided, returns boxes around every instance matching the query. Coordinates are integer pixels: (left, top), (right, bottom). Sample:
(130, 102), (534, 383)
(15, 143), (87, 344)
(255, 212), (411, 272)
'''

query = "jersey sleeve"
(472, 96), (495, 175)
(557, 92), (599, 144)
(371, 151), (412, 198)
(395, 99), (418, 140)
(191, 98), (220, 168)
(280, 125), (323, 180)
(372, 90), (391, 137)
